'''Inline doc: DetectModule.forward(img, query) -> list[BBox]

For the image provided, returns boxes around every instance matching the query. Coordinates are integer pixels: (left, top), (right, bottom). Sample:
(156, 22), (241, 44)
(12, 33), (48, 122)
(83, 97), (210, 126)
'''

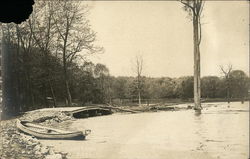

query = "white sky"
(82, 1), (249, 78)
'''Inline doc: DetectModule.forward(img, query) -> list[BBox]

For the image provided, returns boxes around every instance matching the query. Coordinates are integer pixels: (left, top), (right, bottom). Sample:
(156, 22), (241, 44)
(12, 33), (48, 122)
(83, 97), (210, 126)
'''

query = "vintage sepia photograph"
(0, 0), (249, 159)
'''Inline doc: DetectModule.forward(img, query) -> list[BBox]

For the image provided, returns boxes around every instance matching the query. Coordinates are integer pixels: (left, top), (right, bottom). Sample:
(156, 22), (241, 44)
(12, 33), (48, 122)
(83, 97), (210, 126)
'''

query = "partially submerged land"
(0, 102), (248, 159)
(0, 104), (193, 159)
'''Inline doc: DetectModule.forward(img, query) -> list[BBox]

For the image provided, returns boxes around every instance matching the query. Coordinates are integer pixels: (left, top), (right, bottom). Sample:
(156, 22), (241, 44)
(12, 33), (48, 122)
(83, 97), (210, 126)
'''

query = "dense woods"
(1, 0), (249, 116)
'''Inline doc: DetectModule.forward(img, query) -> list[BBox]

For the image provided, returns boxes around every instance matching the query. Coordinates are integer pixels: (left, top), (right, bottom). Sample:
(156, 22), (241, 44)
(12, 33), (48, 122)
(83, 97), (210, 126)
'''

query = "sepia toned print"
(0, 0), (249, 159)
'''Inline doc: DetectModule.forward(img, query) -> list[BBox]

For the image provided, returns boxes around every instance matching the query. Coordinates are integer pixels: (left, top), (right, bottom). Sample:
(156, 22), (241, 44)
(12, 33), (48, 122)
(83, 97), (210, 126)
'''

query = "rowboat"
(16, 119), (91, 140)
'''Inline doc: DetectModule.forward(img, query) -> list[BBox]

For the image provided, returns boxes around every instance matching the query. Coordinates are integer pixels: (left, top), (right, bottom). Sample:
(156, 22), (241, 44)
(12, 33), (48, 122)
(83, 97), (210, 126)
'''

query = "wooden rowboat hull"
(16, 119), (87, 140)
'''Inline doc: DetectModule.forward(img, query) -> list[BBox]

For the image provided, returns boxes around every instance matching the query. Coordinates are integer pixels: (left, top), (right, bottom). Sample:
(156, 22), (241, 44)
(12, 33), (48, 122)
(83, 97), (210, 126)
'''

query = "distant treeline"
(2, 42), (249, 114)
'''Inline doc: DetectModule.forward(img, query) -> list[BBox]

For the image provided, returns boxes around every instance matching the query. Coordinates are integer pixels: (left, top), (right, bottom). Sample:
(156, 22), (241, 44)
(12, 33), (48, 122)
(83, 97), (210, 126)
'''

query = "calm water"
(41, 102), (249, 159)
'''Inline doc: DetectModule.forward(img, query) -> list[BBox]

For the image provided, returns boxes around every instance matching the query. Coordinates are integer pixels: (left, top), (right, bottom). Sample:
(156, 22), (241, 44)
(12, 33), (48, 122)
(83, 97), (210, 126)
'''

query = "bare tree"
(132, 55), (143, 107)
(15, 22), (36, 109)
(28, 1), (57, 107)
(220, 64), (233, 103)
(52, 0), (101, 106)
(180, 0), (204, 112)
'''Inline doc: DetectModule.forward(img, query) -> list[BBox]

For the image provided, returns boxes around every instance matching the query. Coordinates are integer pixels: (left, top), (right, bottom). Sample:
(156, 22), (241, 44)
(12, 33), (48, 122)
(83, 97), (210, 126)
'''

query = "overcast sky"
(83, 1), (249, 78)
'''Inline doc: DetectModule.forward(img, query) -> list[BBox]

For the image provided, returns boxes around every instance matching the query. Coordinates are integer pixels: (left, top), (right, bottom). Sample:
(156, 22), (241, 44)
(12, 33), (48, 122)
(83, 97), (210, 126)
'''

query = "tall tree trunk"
(63, 52), (72, 106)
(26, 63), (35, 108)
(65, 80), (72, 106)
(15, 25), (24, 112)
(14, 56), (21, 112)
(25, 53), (35, 109)
(226, 78), (230, 103)
(15, 30), (21, 112)
(193, 15), (202, 111)
(62, 24), (72, 106)
(50, 82), (57, 107)
(49, 80), (56, 107)
(138, 91), (141, 106)
(44, 50), (57, 107)
(138, 74), (141, 107)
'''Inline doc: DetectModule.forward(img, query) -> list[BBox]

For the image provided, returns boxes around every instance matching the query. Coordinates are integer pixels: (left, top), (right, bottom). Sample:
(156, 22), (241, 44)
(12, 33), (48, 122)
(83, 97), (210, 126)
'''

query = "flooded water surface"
(41, 102), (249, 159)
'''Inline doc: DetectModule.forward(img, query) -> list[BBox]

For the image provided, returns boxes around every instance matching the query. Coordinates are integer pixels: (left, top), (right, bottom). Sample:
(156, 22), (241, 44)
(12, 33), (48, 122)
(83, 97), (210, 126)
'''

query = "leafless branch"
(28, 19), (43, 51)
(180, 0), (195, 12)
(220, 64), (233, 77)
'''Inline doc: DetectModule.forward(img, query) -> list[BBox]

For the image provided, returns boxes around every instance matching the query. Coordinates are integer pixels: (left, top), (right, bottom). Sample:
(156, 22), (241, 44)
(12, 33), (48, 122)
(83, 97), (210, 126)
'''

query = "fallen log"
(101, 104), (141, 113)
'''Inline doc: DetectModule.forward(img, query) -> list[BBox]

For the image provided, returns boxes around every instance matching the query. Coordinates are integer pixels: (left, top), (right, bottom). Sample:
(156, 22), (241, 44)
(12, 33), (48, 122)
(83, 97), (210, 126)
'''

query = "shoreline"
(0, 102), (247, 159)
(1, 103), (189, 159)
(37, 101), (249, 159)
(0, 110), (74, 159)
